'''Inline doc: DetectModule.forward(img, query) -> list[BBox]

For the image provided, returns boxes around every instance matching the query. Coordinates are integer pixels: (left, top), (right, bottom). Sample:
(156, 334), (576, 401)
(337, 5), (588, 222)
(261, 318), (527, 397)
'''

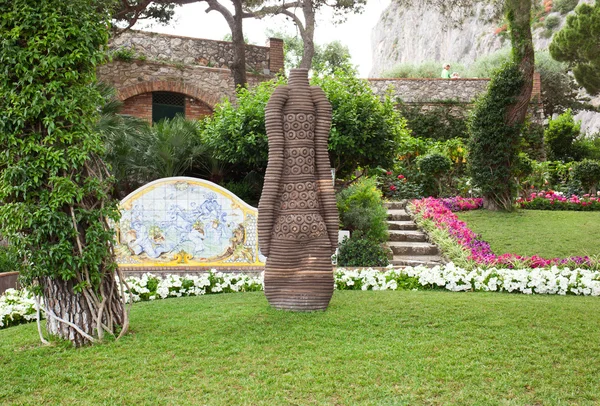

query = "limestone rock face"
(370, 1), (503, 77)
(370, 0), (580, 77)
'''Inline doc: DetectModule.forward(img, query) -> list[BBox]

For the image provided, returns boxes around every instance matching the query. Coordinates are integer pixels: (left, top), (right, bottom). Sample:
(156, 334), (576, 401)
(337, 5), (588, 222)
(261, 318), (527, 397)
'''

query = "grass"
(457, 209), (600, 259)
(1, 291), (600, 405)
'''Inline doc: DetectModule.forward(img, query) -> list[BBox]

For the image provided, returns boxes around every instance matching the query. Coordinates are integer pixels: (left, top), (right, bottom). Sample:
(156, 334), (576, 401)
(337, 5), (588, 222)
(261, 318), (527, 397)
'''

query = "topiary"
(336, 236), (389, 267)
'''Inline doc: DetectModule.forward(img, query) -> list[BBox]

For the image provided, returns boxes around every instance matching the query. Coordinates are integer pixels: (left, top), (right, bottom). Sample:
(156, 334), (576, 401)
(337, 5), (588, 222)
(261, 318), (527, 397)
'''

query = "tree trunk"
(299, 0), (315, 70)
(41, 271), (126, 347)
(231, 0), (247, 89)
(505, 0), (535, 127)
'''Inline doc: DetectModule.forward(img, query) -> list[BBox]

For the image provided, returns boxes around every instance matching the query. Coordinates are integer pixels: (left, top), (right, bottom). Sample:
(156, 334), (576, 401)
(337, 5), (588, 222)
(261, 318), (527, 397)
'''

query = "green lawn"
(1, 291), (600, 405)
(457, 209), (600, 258)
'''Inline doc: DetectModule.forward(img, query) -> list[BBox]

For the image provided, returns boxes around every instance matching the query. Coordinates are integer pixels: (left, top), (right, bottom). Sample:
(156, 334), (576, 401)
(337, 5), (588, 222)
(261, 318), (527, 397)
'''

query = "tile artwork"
(115, 177), (265, 268)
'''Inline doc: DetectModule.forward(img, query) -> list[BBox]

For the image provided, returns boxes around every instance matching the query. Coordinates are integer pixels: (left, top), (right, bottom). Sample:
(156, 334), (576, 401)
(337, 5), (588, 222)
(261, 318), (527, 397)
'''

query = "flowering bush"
(517, 191), (600, 211)
(411, 197), (597, 269)
(2, 265), (600, 330)
(0, 288), (39, 329)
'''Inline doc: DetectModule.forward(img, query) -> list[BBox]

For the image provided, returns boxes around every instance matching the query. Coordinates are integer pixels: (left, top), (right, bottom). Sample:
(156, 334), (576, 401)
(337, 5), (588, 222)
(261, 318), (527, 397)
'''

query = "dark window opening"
(152, 92), (185, 123)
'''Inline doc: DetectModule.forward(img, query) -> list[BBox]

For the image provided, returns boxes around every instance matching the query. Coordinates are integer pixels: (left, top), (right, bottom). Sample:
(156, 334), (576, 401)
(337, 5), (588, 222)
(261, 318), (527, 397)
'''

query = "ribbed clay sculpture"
(258, 68), (339, 311)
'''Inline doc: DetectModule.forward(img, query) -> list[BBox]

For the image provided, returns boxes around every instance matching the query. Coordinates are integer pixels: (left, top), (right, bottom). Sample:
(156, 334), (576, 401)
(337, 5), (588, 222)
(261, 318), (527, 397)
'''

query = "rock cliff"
(370, 0), (577, 77)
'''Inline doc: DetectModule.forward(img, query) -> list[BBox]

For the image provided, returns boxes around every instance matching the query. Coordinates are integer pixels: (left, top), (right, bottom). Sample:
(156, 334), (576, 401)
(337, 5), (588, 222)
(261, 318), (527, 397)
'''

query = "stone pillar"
(268, 38), (285, 74)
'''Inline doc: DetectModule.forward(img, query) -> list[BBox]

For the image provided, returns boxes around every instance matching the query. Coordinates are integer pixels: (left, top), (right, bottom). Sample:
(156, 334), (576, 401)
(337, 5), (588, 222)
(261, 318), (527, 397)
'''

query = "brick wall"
(120, 91), (213, 123)
(268, 38), (285, 74)
(121, 92), (152, 121)
(185, 96), (213, 120)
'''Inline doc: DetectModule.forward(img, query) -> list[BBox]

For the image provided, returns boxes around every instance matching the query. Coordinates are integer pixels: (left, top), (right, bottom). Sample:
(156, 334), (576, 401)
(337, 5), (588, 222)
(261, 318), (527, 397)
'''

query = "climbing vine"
(0, 0), (128, 346)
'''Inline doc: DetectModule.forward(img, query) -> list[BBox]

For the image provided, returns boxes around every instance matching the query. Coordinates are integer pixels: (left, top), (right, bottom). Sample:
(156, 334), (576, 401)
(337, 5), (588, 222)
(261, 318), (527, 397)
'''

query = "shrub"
(572, 159), (600, 194)
(545, 109), (581, 161)
(554, 0), (579, 14)
(336, 177), (388, 243)
(0, 245), (18, 274)
(468, 63), (524, 210)
(544, 15), (561, 30)
(417, 153), (453, 196)
(336, 236), (390, 267)
(397, 102), (469, 141)
(202, 71), (409, 180)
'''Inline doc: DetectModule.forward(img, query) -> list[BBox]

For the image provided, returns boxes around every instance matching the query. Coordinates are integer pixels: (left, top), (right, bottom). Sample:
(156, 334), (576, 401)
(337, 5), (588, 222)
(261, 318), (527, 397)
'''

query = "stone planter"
(0, 272), (19, 295)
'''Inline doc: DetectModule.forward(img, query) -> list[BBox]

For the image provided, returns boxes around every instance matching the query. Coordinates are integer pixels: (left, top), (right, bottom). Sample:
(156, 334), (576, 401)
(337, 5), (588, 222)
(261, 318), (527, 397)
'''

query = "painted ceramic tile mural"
(115, 177), (265, 268)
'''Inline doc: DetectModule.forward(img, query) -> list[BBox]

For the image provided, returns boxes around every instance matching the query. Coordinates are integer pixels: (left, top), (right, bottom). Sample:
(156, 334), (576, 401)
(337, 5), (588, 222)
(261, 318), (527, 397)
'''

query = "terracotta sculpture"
(258, 68), (339, 311)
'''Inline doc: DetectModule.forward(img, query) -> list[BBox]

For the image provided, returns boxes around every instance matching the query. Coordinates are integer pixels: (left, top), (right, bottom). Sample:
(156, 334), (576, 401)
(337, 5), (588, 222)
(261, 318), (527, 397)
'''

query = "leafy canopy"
(550, 1), (600, 95)
(202, 71), (410, 179)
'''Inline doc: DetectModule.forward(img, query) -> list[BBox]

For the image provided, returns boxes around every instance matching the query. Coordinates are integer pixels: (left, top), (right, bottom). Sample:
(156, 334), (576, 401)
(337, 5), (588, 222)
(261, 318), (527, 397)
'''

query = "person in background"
(441, 64), (451, 79)
(451, 72), (460, 79)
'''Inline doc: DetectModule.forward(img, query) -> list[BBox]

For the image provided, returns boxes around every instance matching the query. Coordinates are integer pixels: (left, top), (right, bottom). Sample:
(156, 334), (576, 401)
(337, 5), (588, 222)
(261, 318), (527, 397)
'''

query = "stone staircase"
(385, 201), (445, 267)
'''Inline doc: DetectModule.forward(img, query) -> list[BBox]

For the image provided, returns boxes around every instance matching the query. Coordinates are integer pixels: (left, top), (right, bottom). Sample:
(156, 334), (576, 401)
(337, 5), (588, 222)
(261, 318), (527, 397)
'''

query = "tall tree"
(0, 0), (129, 346)
(550, 1), (600, 96)
(247, 0), (365, 69)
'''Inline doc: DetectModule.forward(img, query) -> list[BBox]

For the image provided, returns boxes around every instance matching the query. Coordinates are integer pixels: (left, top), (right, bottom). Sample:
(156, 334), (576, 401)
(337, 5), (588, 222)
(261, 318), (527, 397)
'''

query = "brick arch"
(117, 80), (220, 109)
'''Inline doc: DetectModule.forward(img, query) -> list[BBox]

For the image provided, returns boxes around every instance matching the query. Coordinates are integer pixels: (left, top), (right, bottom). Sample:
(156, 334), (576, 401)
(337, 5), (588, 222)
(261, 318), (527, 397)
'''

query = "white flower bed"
(2, 265), (599, 329)
(0, 288), (39, 329)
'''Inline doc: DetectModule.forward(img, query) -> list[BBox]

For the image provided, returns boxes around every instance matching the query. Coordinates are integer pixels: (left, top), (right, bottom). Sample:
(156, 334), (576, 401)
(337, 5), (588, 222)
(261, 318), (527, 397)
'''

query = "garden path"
(385, 201), (445, 267)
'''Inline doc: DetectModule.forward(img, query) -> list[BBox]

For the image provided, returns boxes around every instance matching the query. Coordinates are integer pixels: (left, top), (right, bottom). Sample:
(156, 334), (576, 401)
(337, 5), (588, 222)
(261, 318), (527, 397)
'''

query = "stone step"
(390, 255), (445, 267)
(387, 210), (412, 221)
(384, 200), (406, 210)
(388, 241), (440, 256)
(388, 230), (428, 242)
(387, 221), (418, 231)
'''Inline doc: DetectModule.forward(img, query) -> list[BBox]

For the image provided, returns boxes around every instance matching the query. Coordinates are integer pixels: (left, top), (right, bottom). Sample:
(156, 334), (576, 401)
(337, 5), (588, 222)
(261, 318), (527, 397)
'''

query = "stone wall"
(110, 30), (283, 74)
(97, 60), (269, 118)
(368, 78), (490, 103)
(368, 73), (542, 104)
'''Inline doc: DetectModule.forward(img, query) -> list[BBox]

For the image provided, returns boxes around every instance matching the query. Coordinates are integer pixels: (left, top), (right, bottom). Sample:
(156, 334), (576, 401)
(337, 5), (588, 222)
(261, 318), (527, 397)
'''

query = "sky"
(138, 0), (392, 77)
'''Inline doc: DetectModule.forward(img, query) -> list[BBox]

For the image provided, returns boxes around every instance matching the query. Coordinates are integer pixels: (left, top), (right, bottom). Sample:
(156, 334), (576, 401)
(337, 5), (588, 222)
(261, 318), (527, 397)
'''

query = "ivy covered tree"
(550, 1), (600, 96)
(0, 0), (129, 346)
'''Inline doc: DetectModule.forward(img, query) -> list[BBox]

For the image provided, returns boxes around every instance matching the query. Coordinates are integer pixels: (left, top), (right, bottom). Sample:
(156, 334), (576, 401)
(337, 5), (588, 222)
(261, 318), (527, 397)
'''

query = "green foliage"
(544, 14), (561, 30)
(0, 245), (19, 274)
(336, 177), (388, 243)
(111, 47), (137, 62)
(336, 236), (389, 267)
(572, 159), (600, 193)
(313, 71), (409, 178)
(266, 31), (356, 75)
(554, 0), (579, 14)
(417, 153), (453, 196)
(468, 63), (525, 210)
(202, 71), (409, 180)
(0, 0), (119, 287)
(201, 78), (283, 172)
(417, 153), (452, 178)
(535, 51), (586, 117)
(520, 120), (546, 161)
(544, 109), (581, 161)
(467, 48), (512, 78)
(550, 2), (600, 95)
(396, 102), (469, 141)
(104, 116), (205, 196)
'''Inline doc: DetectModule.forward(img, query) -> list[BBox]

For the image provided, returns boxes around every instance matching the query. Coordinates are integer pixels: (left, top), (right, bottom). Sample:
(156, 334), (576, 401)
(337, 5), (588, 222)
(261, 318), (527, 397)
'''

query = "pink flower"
(398, 174), (405, 180)
(386, 171), (393, 176)
(389, 185), (397, 191)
